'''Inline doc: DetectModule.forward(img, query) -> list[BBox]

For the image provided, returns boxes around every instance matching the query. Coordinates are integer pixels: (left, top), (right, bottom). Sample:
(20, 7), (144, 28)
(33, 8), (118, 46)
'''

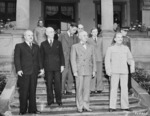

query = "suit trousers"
(128, 64), (132, 90)
(90, 61), (103, 91)
(45, 71), (62, 104)
(18, 73), (37, 113)
(109, 74), (129, 109)
(75, 75), (91, 110)
(62, 63), (74, 92)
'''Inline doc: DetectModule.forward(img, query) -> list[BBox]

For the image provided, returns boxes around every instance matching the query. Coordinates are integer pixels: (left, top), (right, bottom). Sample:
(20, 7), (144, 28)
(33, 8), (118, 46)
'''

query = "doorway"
(44, 2), (76, 31)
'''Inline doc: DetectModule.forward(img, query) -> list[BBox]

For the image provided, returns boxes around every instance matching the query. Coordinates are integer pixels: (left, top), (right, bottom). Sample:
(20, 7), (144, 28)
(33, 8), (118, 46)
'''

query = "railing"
(0, 75), (17, 114)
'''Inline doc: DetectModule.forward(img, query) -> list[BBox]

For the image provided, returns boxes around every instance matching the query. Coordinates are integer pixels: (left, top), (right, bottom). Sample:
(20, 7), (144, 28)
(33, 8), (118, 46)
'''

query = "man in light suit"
(87, 28), (103, 94)
(71, 31), (96, 113)
(59, 22), (78, 95)
(40, 27), (65, 106)
(14, 30), (43, 115)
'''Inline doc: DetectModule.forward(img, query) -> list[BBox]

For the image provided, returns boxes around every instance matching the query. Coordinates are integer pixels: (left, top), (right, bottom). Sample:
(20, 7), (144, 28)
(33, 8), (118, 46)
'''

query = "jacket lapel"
(45, 40), (52, 50)
(78, 43), (86, 51)
(23, 42), (32, 54)
(52, 39), (57, 48)
(64, 32), (70, 45)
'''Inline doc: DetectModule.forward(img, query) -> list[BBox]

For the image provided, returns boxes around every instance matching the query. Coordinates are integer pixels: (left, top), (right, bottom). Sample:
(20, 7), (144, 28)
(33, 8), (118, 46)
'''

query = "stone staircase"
(10, 77), (149, 116)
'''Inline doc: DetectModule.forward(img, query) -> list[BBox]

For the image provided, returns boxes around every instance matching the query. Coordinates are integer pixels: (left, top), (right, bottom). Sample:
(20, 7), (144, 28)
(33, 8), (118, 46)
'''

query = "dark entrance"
(44, 2), (76, 30)
(0, 0), (16, 23)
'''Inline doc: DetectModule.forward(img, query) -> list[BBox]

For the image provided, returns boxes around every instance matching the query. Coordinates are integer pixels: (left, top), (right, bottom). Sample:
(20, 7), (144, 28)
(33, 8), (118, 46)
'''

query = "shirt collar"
(67, 31), (73, 37)
(25, 41), (32, 46)
(48, 38), (53, 43)
(92, 36), (97, 41)
(80, 41), (86, 45)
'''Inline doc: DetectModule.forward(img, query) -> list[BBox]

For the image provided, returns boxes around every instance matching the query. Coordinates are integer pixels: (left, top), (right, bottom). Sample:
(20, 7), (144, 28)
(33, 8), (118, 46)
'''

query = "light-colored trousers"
(110, 74), (129, 109)
(91, 61), (103, 91)
(76, 75), (92, 110)
(62, 63), (74, 93)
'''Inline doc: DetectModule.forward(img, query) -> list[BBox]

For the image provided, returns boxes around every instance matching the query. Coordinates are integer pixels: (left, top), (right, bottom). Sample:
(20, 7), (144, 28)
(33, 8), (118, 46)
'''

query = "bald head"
(78, 31), (88, 43)
(46, 27), (55, 38)
(24, 30), (33, 43)
(24, 30), (33, 37)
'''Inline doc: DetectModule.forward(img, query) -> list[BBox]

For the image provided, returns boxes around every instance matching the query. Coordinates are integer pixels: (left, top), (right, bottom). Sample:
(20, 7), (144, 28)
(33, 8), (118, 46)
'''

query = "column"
(101, 0), (113, 31)
(142, 0), (150, 27)
(101, 0), (114, 57)
(16, 0), (30, 29)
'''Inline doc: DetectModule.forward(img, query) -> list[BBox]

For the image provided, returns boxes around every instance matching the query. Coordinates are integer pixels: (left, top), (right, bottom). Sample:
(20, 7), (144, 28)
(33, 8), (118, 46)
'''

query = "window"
(0, 1), (16, 23)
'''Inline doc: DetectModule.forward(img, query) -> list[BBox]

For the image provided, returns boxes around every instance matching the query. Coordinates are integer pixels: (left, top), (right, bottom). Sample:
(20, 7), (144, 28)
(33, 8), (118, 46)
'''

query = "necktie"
(50, 40), (53, 47)
(82, 43), (86, 49)
(29, 43), (32, 49)
(94, 38), (97, 43)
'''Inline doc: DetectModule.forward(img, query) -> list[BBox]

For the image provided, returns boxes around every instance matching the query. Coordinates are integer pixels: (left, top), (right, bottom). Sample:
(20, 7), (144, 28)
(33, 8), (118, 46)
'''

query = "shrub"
(132, 68), (150, 94)
(0, 75), (6, 95)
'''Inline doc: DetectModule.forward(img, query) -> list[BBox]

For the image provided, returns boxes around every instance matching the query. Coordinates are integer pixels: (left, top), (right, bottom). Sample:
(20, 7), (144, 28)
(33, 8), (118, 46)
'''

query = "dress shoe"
(77, 109), (83, 113)
(128, 89), (133, 95)
(29, 110), (41, 114)
(83, 108), (92, 112)
(57, 103), (63, 106)
(62, 92), (66, 95)
(90, 91), (96, 94)
(96, 90), (102, 94)
(19, 112), (26, 115)
(66, 91), (73, 95)
(48, 101), (54, 106)
(109, 108), (116, 112)
(122, 109), (132, 112)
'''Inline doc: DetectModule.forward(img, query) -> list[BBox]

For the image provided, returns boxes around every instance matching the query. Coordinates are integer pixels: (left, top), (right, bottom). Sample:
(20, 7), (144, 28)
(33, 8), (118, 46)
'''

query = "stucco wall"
(142, 10), (150, 27)
(30, 0), (41, 30)
(78, 0), (95, 33)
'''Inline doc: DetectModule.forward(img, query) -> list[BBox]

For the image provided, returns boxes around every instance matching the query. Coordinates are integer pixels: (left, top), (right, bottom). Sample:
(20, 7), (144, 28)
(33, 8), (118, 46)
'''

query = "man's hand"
(74, 72), (78, 77)
(61, 66), (64, 73)
(17, 70), (23, 77)
(38, 69), (45, 77)
(107, 71), (112, 77)
(92, 72), (96, 78)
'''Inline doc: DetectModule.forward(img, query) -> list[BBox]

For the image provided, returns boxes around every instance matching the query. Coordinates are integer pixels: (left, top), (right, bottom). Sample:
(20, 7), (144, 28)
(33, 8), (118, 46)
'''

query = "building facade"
(1, 0), (149, 33)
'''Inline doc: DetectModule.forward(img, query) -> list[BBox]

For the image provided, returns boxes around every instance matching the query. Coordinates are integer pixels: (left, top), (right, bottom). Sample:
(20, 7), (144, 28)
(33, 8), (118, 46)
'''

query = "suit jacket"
(71, 43), (96, 76)
(14, 42), (41, 75)
(123, 36), (131, 50)
(87, 37), (103, 62)
(40, 39), (65, 71)
(58, 32), (79, 68)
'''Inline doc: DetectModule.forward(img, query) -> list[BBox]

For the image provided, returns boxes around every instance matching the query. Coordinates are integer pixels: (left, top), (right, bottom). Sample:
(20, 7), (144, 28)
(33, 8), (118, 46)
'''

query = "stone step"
(13, 91), (112, 100)
(11, 105), (148, 116)
(15, 85), (110, 96)
(14, 88), (124, 99)
(36, 81), (109, 88)
(36, 77), (109, 86)
(37, 77), (109, 83)
(11, 106), (148, 116)
(10, 97), (139, 109)
(11, 94), (137, 104)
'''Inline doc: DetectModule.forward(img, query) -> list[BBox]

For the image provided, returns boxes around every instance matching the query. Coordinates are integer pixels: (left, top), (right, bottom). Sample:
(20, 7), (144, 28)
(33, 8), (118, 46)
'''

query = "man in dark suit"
(59, 22), (78, 95)
(14, 30), (43, 115)
(40, 27), (65, 106)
